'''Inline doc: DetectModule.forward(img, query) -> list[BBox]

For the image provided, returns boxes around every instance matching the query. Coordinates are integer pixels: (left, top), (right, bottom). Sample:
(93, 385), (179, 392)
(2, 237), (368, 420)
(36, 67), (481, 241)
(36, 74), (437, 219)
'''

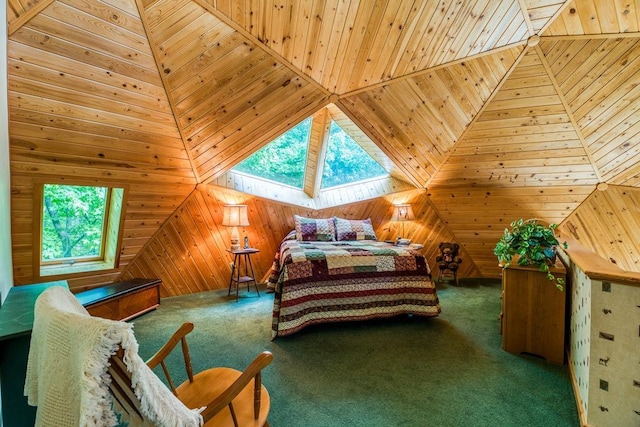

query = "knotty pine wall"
(560, 184), (640, 273)
(120, 185), (479, 297)
(11, 176), (195, 291)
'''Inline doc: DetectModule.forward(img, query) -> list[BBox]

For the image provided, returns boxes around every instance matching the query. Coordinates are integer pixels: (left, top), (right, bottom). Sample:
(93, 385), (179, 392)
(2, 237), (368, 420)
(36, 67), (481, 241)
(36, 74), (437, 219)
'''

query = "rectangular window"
(36, 182), (126, 278)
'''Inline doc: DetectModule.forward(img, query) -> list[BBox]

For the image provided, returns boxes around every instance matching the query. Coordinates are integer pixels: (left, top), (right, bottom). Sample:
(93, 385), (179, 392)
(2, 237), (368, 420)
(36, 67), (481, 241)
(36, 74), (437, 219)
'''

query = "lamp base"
(229, 227), (240, 251)
(229, 238), (240, 251)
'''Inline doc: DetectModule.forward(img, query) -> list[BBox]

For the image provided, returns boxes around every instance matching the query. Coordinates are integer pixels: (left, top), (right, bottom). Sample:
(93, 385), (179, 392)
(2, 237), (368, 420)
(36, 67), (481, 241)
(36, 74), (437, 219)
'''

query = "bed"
(268, 216), (441, 339)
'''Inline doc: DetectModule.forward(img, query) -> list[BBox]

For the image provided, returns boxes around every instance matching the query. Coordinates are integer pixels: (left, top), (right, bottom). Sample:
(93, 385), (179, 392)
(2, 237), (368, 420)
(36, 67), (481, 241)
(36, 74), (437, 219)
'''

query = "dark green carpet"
(131, 279), (579, 427)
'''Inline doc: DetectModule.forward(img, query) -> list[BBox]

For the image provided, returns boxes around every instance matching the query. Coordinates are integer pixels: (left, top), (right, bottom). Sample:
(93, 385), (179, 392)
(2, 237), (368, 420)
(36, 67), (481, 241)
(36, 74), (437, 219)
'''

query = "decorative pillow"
(334, 217), (377, 241)
(294, 215), (336, 241)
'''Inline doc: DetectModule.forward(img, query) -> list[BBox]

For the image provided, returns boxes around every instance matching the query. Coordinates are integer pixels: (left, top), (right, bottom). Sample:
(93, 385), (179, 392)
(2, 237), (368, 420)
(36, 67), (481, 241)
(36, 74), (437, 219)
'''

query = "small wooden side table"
(226, 248), (260, 301)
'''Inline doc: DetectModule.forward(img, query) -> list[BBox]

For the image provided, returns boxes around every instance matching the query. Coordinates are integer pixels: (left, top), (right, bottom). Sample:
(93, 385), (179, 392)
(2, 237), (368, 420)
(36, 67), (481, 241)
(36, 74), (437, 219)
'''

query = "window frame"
(33, 180), (127, 279)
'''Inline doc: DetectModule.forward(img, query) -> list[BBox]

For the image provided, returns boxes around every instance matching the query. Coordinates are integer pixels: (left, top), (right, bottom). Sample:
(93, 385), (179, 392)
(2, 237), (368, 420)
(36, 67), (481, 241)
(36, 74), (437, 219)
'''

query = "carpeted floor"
(131, 278), (580, 427)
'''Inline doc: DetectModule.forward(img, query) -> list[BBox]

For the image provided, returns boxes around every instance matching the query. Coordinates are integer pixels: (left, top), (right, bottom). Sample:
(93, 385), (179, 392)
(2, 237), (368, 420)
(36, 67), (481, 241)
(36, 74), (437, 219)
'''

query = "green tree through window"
(321, 121), (387, 188)
(42, 184), (108, 261)
(233, 118), (311, 188)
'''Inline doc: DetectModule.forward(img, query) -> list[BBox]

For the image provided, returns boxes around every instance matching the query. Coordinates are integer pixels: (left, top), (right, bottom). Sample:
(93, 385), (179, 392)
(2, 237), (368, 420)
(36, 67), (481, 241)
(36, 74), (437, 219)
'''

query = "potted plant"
(494, 218), (568, 290)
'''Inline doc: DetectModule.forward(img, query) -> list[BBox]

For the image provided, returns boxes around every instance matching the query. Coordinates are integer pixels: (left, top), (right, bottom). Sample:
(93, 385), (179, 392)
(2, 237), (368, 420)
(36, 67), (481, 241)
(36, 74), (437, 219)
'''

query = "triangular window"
(232, 117), (311, 188)
(321, 121), (388, 189)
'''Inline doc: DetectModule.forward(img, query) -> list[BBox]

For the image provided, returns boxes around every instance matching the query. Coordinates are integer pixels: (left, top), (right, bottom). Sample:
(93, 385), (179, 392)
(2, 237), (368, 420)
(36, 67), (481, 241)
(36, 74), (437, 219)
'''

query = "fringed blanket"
(24, 286), (203, 427)
(268, 240), (441, 338)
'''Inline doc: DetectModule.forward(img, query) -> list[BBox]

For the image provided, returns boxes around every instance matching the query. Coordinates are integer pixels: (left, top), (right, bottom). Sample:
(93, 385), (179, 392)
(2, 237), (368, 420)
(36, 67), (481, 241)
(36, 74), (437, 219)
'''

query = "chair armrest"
(146, 322), (194, 369)
(200, 351), (273, 422)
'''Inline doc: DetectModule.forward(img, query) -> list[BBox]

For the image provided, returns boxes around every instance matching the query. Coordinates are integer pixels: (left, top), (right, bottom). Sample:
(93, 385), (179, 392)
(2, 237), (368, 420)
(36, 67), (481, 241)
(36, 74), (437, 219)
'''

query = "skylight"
(232, 113), (389, 192)
(232, 117), (311, 188)
(321, 121), (388, 189)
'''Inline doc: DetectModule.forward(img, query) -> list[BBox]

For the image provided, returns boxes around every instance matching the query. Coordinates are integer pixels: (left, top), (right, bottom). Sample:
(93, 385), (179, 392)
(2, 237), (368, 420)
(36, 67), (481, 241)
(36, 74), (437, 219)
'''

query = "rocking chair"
(25, 286), (272, 427)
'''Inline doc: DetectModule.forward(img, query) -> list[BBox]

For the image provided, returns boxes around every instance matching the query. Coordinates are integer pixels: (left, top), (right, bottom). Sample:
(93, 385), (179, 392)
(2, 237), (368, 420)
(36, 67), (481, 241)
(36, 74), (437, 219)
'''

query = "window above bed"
(217, 104), (417, 209)
(321, 121), (388, 189)
(233, 117), (311, 189)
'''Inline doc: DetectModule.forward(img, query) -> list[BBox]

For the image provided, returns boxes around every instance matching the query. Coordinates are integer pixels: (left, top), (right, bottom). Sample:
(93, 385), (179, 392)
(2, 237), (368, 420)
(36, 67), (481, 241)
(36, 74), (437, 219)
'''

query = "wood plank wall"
(8, 0), (198, 290)
(6, 0), (640, 291)
(338, 46), (524, 189)
(561, 185), (640, 273)
(541, 36), (640, 187)
(427, 185), (594, 279)
(120, 184), (478, 297)
(138, 0), (329, 184)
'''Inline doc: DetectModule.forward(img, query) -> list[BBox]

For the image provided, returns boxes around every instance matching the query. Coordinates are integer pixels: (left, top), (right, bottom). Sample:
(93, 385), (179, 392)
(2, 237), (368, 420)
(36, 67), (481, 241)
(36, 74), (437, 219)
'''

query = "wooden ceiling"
(6, 0), (640, 287)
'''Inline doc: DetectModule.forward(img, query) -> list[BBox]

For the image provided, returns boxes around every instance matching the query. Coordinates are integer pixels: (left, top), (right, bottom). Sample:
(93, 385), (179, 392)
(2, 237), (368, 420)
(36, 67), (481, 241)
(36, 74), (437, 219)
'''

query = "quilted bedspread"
(268, 239), (441, 338)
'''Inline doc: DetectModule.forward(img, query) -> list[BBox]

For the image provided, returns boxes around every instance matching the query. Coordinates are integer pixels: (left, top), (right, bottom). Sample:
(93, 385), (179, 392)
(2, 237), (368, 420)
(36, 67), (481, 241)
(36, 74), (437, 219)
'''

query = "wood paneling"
(541, 37), (640, 186)
(432, 48), (597, 188)
(210, 0), (530, 94)
(427, 185), (593, 278)
(121, 185), (478, 296)
(545, 0), (640, 35)
(524, 0), (568, 33)
(139, 0), (328, 183)
(561, 185), (640, 273)
(8, 0), (197, 290)
(6, 0), (640, 292)
(339, 46), (524, 188)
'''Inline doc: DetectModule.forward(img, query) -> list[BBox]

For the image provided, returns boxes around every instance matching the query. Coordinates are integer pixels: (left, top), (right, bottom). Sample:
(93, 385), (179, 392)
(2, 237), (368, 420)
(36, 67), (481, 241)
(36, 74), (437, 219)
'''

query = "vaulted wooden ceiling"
(6, 0), (640, 289)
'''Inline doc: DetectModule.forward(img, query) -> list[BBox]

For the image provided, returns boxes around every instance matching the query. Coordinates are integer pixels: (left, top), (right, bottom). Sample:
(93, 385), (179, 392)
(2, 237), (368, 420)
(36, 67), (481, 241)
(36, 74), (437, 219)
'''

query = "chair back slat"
(146, 322), (196, 393)
(107, 349), (147, 423)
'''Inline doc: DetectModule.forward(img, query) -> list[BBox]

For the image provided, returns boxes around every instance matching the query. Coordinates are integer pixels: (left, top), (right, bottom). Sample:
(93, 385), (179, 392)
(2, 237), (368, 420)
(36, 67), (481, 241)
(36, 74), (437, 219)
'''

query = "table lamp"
(391, 203), (415, 240)
(222, 204), (249, 251)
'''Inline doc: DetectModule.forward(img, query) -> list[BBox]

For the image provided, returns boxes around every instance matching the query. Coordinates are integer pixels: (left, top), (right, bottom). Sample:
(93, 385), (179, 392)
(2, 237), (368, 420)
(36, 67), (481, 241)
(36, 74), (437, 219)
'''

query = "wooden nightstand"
(227, 248), (260, 301)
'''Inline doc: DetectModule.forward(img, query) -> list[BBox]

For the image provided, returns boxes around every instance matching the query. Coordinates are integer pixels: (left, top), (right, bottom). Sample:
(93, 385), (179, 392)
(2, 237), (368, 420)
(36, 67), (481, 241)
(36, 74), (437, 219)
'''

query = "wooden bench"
(75, 278), (161, 321)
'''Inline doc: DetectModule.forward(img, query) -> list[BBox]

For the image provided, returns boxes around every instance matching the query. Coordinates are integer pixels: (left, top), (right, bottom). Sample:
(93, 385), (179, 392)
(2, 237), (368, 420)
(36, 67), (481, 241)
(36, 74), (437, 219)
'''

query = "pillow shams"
(294, 215), (336, 241)
(334, 217), (377, 241)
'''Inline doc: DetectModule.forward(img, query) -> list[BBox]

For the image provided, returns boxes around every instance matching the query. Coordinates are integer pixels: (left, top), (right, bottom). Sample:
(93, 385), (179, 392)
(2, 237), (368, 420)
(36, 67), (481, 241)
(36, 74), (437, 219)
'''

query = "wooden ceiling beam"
(338, 41), (528, 100)
(423, 41), (532, 189)
(533, 44), (604, 186)
(8, 0), (55, 36)
(133, 0), (201, 184)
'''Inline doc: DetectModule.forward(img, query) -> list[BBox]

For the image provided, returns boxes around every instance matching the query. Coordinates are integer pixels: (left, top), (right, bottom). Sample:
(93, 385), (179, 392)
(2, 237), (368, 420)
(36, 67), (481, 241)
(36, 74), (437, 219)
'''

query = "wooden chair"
(108, 322), (273, 427)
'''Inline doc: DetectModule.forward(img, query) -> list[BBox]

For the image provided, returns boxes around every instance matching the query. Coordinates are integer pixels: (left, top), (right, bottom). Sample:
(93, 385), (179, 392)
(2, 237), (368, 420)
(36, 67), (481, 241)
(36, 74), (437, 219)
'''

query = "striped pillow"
(334, 217), (377, 241)
(294, 215), (336, 241)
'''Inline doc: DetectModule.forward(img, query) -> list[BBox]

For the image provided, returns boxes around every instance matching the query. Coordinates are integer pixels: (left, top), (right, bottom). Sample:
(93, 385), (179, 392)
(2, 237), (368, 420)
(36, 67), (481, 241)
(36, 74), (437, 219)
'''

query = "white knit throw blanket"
(24, 286), (203, 427)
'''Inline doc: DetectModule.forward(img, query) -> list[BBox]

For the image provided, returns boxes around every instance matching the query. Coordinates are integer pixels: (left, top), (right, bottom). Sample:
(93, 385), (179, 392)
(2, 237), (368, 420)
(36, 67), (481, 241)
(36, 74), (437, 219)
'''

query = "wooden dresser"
(501, 262), (567, 365)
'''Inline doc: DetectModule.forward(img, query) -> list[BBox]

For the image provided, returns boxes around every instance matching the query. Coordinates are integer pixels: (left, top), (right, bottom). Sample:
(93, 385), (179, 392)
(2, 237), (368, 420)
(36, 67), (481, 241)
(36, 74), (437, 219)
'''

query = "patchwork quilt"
(268, 240), (441, 338)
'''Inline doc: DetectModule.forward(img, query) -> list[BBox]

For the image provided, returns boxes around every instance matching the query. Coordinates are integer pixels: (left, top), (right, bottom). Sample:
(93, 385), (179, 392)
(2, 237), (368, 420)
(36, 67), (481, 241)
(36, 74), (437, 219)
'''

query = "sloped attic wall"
(119, 185), (479, 297)
(6, 0), (640, 292)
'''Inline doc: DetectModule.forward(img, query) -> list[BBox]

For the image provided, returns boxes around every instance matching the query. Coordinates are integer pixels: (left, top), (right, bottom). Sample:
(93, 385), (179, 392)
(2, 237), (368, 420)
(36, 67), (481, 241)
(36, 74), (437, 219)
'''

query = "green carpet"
(131, 279), (579, 427)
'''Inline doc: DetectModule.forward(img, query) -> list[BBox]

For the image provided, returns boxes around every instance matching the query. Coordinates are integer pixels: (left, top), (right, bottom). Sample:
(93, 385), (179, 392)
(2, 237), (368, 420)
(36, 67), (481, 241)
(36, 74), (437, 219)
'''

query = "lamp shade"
(391, 204), (415, 222)
(222, 204), (249, 227)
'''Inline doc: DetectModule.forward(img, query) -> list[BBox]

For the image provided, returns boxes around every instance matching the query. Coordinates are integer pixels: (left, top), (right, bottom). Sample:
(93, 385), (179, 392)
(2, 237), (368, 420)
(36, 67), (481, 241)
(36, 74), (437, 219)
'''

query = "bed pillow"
(294, 215), (336, 241)
(334, 217), (377, 241)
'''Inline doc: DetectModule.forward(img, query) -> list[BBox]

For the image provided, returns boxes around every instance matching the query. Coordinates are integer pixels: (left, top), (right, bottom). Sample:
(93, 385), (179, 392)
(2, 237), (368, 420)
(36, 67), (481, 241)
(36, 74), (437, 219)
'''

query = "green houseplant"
(494, 218), (568, 290)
